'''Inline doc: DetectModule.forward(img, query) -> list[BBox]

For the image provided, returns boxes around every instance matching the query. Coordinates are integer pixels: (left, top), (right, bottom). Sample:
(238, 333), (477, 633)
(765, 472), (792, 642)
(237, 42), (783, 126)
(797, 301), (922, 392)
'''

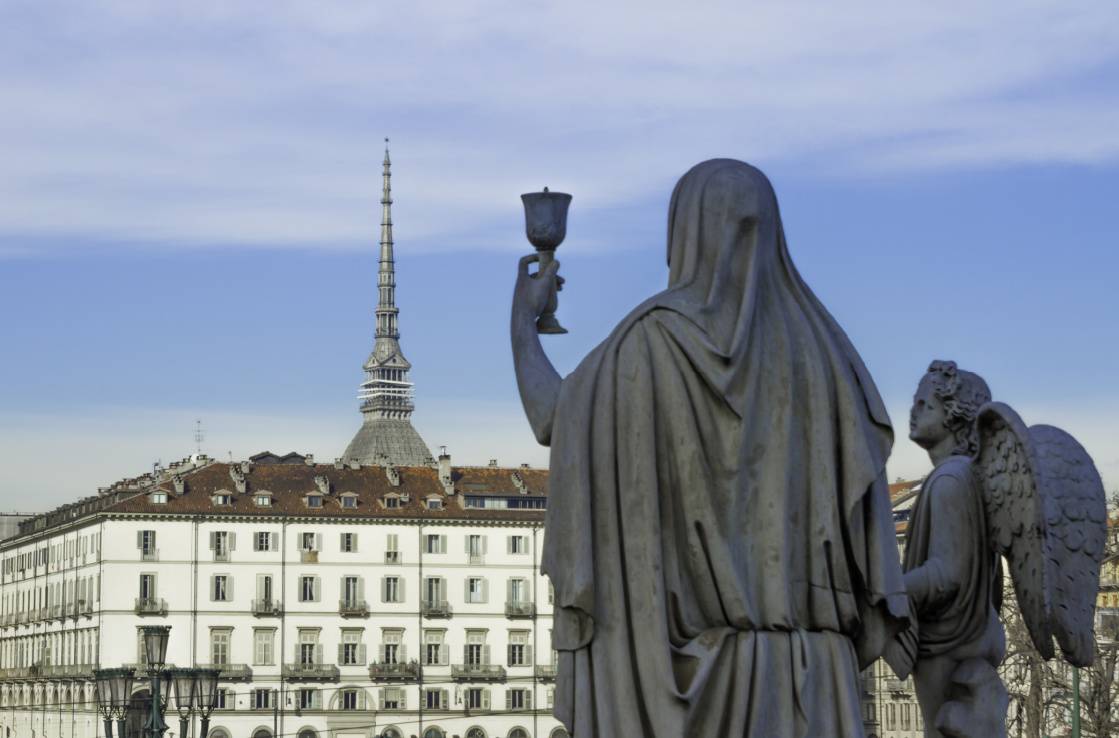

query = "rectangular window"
(508, 577), (527, 604)
(300, 532), (316, 552)
(298, 630), (319, 665)
(340, 532), (357, 553)
(507, 631), (530, 666)
(138, 574), (155, 601)
(424, 630), (446, 665)
(424, 534), (446, 554)
(214, 689), (229, 710)
(138, 531), (157, 559)
(467, 534), (485, 563)
(300, 576), (316, 602)
(465, 687), (488, 709)
(424, 688), (446, 710)
(508, 535), (528, 554)
(383, 576), (401, 604)
(253, 630), (274, 666)
(306, 495), (323, 509)
(252, 688), (273, 710)
(341, 630), (363, 665)
(211, 531), (232, 561)
(342, 575), (361, 605)
(210, 629), (231, 666)
(211, 575), (229, 602)
(381, 687), (403, 710)
(507, 687), (531, 710)
(466, 577), (487, 604)
(341, 688), (358, 710)
(381, 630), (403, 665)
(466, 630), (486, 666)
(342, 495), (357, 509)
(253, 532), (273, 552)
(298, 688), (319, 710)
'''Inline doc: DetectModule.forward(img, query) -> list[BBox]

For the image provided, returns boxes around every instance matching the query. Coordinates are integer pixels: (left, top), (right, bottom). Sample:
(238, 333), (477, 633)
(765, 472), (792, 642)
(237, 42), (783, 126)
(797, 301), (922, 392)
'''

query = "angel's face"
(909, 378), (950, 449)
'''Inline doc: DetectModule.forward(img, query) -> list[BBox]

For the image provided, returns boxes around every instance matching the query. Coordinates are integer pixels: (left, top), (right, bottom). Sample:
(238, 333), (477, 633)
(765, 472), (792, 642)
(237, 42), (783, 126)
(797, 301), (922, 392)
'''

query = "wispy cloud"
(1, 1), (1118, 251)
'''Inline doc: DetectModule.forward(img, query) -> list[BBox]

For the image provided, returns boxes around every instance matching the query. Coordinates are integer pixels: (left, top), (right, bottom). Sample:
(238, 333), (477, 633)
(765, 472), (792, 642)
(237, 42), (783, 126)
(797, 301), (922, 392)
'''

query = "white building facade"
(0, 453), (566, 738)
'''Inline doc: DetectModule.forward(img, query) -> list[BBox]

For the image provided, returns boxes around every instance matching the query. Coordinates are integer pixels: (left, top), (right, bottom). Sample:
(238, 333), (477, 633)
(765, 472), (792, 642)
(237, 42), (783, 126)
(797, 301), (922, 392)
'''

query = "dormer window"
(384, 496), (400, 509)
(306, 495), (323, 509)
(254, 494), (272, 507)
(341, 495), (358, 509)
(426, 498), (443, 511)
(212, 494), (232, 506)
(150, 492), (168, 505)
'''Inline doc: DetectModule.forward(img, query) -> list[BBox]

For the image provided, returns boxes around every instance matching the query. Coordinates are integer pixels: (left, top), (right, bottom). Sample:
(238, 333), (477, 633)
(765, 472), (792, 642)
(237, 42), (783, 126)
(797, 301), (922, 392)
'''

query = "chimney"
(438, 448), (453, 495)
(304, 454), (315, 466)
(333, 458), (345, 470)
(488, 459), (498, 468)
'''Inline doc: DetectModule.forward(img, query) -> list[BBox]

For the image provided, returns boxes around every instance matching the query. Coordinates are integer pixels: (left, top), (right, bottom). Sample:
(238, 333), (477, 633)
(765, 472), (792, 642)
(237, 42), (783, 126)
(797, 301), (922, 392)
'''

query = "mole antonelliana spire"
(343, 140), (435, 467)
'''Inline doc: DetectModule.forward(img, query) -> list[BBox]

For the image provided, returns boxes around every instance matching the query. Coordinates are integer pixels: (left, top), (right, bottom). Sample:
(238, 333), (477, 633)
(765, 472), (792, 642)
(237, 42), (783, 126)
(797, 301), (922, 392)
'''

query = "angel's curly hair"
(924, 360), (992, 456)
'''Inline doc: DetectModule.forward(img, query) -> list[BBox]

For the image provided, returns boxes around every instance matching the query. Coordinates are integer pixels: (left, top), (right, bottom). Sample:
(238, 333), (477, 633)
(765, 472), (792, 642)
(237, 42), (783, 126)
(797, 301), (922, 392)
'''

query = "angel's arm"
(904, 474), (976, 612)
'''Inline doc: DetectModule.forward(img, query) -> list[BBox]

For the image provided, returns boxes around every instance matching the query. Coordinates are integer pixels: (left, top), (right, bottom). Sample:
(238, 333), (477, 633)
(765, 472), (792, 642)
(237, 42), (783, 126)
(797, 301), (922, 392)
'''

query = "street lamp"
(195, 667), (221, 738)
(139, 625), (171, 738)
(168, 668), (197, 738)
(93, 667), (135, 738)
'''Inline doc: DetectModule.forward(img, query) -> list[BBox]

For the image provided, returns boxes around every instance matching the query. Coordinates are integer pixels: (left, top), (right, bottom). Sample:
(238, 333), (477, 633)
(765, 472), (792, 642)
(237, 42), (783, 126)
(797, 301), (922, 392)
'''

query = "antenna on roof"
(194, 419), (205, 455)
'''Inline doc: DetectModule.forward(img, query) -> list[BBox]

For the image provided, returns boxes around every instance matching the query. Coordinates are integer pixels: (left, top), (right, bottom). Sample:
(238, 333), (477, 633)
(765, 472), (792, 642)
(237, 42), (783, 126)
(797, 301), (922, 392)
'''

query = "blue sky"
(1, 1), (1117, 509)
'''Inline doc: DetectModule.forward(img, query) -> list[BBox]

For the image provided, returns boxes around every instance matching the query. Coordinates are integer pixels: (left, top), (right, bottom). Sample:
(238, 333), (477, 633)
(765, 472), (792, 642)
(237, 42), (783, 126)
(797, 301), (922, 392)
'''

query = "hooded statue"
(512, 159), (909, 737)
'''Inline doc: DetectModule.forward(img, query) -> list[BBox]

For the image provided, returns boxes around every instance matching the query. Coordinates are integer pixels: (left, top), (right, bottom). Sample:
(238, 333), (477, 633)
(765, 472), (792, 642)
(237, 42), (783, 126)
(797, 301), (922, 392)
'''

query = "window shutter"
(358, 644), (367, 665)
(227, 577), (233, 601)
(481, 688), (490, 710)
(337, 643), (344, 663)
(526, 644), (533, 664)
(228, 533), (236, 551)
(505, 690), (512, 710)
(464, 536), (470, 555)
(506, 536), (512, 554)
(270, 532), (279, 552)
(482, 536), (488, 555)
(339, 532), (347, 550)
(378, 691), (384, 710)
(526, 691), (532, 710)
(313, 577), (321, 602)
(208, 532), (216, 551)
(400, 643), (407, 663)
(381, 577), (387, 603)
(315, 533), (323, 552)
(398, 577), (406, 603)
(209, 576), (216, 602)
(507, 579), (514, 605)
(440, 644), (449, 665)
(441, 688), (448, 709)
(481, 579), (489, 604)
(462, 645), (469, 664)
(357, 577), (365, 603)
(507, 644), (514, 667)
(483, 645), (491, 665)
(440, 535), (447, 554)
(135, 531), (142, 549)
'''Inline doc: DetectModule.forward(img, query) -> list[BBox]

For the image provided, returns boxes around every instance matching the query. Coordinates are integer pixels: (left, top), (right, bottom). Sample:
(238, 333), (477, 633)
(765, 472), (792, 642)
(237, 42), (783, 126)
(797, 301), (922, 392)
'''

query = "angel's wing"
(974, 402), (1107, 666)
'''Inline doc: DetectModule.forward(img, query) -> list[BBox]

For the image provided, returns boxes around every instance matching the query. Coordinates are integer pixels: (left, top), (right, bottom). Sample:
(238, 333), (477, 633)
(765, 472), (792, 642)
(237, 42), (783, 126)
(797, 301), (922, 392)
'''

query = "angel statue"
(889, 360), (1108, 738)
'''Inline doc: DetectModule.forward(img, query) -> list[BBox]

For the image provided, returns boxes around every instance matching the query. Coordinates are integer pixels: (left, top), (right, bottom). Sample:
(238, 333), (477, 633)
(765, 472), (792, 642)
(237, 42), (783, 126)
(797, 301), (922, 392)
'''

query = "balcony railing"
(282, 662), (340, 681)
(451, 663), (506, 682)
(884, 677), (911, 693)
(339, 599), (369, 618)
(141, 549), (159, 562)
(251, 599), (282, 617)
(199, 663), (253, 681)
(505, 601), (535, 619)
(421, 599), (452, 618)
(468, 554), (485, 566)
(212, 550), (231, 563)
(384, 551), (401, 565)
(535, 664), (557, 681)
(300, 550), (319, 564)
(369, 661), (421, 681)
(134, 597), (167, 616)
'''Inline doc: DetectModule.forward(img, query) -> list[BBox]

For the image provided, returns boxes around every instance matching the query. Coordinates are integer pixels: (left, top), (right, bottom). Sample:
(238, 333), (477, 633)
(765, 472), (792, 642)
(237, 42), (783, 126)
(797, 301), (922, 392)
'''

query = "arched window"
(252, 729), (273, 738)
(466, 728), (487, 738)
(380, 729), (403, 738)
(508, 729), (530, 738)
(207, 730), (231, 738)
(549, 729), (571, 738)
(422, 728), (446, 738)
(298, 730), (319, 738)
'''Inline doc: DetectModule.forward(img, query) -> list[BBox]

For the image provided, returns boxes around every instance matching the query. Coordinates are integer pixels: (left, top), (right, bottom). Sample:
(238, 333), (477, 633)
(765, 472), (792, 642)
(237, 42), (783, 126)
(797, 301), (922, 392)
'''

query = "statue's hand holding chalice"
(518, 187), (572, 334)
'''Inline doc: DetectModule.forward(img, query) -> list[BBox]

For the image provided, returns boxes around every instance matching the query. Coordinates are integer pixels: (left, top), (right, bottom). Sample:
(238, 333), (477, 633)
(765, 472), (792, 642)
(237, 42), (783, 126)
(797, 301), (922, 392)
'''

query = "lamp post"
(139, 625), (171, 738)
(93, 667), (135, 738)
(195, 667), (221, 738)
(168, 668), (197, 738)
